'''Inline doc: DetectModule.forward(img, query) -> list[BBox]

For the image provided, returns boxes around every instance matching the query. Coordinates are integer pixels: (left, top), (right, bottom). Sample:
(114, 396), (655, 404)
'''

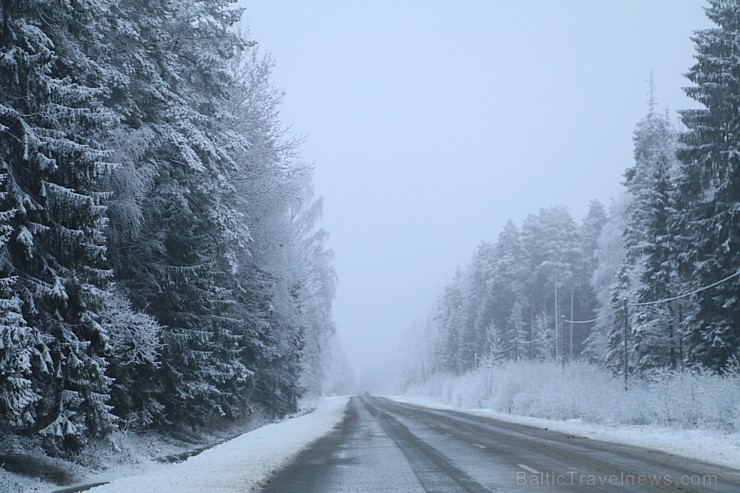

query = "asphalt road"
(258, 396), (740, 493)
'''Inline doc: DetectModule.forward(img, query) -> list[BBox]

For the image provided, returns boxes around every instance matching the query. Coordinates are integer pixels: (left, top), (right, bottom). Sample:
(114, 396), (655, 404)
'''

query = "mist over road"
(259, 397), (740, 493)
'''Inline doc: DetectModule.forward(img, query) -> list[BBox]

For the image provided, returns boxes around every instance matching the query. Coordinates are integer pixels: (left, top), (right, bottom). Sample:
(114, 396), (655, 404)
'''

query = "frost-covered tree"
(490, 221), (529, 360)
(677, 0), (740, 370)
(434, 269), (465, 374)
(0, 0), (118, 451)
(531, 312), (555, 360)
(585, 196), (629, 363)
(0, 172), (41, 429)
(580, 200), (609, 275)
(101, 291), (162, 429)
(458, 242), (495, 370)
(522, 206), (585, 360)
(0, 0), (339, 450)
(223, 40), (338, 413)
(92, 0), (255, 427)
(617, 107), (683, 371)
(573, 200), (609, 354)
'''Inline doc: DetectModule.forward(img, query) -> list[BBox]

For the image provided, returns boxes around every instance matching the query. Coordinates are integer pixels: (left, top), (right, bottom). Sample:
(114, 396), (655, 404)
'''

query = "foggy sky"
(237, 0), (711, 385)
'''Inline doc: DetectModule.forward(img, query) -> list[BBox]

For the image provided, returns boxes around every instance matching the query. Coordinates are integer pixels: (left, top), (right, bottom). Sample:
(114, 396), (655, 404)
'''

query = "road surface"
(258, 396), (740, 492)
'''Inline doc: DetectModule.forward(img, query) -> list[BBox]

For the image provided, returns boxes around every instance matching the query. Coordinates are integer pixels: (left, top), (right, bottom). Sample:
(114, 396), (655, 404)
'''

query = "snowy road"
(259, 397), (740, 493)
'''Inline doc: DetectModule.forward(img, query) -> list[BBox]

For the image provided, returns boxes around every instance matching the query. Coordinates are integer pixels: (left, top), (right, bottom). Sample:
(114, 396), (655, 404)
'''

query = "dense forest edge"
(0, 0), (351, 464)
(395, 0), (739, 431)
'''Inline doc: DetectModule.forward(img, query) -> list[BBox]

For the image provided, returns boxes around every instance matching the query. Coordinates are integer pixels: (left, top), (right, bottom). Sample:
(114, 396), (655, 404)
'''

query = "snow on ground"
(392, 395), (740, 471)
(81, 396), (348, 493)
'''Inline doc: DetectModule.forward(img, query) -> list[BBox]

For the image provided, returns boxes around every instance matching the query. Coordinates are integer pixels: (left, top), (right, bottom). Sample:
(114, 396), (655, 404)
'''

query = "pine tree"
(101, 290), (163, 429)
(585, 196), (629, 364)
(490, 221), (529, 360)
(225, 43), (334, 413)
(677, 0), (740, 370)
(580, 201), (609, 274)
(433, 270), (465, 374)
(575, 200), (609, 354)
(621, 107), (683, 371)
(0, 0), (117, 450)
(0, 171), (42, 428)
(459, 242), (495, 370)
(522, 206), (584, 361)
(606, 266), (634, 376)
(95, 0), (252, 426)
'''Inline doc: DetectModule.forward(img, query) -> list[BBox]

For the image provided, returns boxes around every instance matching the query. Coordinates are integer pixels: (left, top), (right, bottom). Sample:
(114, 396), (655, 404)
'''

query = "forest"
(397, 0), (739, 393)
(0, 0), (342, 455)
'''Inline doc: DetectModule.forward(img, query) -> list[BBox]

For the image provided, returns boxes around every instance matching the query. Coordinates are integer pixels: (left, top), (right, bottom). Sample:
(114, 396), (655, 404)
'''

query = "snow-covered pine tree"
(433, 269), (465, 374)
(225, 43), (327, 414)
(291, 191), (337, 399)
(585, 196), (629, 364)
(490, 221), (529, 361)
(605, 266), (634, 376)
(101, 290), (163, 429)
(0, 0), (117, 451)
(677, 0), (740, 370)
(522, 206), (584, 361)
(574, 200), (608, 354)
(459, 242), (495, 370)
(531, 311), (555, 361)
(0, 171), (42, 429)
(580, 201), (609, 275)
(621, 106), (683, 371)
(505, 300), (529, 362)
(95, 0), (255, 427)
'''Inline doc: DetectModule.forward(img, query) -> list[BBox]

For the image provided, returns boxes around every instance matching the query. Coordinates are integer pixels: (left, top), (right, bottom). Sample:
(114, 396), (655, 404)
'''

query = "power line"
(563, 307), (623, 325)
(630, 269), (740, 307)
(561, 269), (739, 324)
(518, 330), (553, 345)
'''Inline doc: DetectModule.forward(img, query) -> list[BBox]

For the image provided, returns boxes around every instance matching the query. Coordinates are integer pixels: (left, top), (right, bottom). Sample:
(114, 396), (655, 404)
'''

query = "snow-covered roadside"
(392, 395), (740, 470)
(80, 396), (348, 493)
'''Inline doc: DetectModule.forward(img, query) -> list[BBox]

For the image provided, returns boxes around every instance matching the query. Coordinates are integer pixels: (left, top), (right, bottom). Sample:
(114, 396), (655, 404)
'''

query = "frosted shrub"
(405, 361), (739, 433)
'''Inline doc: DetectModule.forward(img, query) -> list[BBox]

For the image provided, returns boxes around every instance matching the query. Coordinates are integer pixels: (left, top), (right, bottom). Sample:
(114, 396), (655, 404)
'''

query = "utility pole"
(488, 345), (494, 396)
(554, 282), (559, 362)
(561, 315), (566, 371)
(570, 283), (574, 362)
(622, 298), (629, 391)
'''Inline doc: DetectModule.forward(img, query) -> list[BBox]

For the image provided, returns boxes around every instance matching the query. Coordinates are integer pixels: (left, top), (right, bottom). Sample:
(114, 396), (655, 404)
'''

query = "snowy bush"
(404, 360), (740, 432)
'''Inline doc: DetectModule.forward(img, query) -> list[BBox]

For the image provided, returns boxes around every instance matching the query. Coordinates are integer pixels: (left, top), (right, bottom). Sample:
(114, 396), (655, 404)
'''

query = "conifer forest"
(0, 0), (340, 454)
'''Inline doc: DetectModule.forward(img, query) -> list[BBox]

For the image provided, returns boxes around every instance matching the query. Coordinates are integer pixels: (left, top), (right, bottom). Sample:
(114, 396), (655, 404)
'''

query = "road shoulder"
(390, 396), (740, 472)
(81, 396), (349, 493)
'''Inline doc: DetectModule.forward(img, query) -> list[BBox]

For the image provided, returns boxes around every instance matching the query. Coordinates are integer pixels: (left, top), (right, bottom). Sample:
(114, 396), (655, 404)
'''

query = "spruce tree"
(585, 196), (629, 364)
(0, 0), (117, 450)
(677, 0), (740, 370)
(576, 200), (608, 350)
(459, 242), (495, 370)
(433, 270), (465, 374)
(490, 221), (529, 361)
(622, 108), (682, 371)
(0, 171), (41, 428)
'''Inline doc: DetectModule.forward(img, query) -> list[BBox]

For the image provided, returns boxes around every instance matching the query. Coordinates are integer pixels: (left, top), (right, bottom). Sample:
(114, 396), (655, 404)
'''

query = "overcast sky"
(237, 0), (711, 384)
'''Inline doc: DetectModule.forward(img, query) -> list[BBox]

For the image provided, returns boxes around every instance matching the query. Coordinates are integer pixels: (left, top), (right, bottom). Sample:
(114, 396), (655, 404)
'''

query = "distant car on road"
(363, 390), (370, 397)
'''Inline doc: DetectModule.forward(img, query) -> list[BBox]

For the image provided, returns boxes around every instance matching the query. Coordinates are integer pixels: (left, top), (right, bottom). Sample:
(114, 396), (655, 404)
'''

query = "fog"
(238, 0), (711, 387)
